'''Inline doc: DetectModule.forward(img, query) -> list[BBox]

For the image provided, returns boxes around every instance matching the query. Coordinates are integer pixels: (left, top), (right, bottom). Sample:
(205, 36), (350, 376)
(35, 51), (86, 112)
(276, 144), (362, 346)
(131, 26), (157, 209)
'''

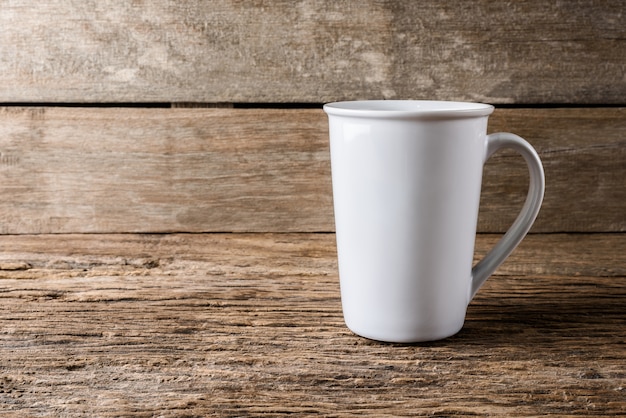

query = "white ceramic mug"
(324, 100), (545, 343)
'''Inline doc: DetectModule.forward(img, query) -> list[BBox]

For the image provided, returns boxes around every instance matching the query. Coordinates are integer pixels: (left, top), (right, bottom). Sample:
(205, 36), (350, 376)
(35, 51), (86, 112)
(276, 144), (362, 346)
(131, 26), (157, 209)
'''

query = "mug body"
(324, 100), (494, 342)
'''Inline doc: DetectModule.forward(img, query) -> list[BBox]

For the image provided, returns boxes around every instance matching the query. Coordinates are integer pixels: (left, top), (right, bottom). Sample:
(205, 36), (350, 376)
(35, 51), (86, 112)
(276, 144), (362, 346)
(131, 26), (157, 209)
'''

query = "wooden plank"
(0, 106), (333, 234)
(0, 107), (624, 234)
(0, 233), (623, 279)
(0, 0), (623, 104)
(484, 108), (626, 233)
(0, 233), (624, 416)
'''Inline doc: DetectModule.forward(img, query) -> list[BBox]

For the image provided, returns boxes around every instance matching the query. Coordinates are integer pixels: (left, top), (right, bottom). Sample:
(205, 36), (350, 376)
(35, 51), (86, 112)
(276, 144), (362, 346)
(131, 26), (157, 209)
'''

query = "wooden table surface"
(0, 233), (624, 416)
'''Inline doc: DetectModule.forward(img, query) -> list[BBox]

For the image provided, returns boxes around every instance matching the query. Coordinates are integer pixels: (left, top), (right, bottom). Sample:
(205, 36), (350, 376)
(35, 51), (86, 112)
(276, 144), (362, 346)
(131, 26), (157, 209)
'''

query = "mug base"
(345, 321), (465, 344)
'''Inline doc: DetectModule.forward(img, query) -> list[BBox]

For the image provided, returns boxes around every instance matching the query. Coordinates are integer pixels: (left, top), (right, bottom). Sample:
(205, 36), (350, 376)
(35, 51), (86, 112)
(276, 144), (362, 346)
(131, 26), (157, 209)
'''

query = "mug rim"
(323, 100), (494, 119)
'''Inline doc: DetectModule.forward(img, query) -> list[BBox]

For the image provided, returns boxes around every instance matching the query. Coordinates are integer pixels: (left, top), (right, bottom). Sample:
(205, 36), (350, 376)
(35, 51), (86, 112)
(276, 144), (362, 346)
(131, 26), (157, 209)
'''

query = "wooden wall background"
(0, 0), (624, 235)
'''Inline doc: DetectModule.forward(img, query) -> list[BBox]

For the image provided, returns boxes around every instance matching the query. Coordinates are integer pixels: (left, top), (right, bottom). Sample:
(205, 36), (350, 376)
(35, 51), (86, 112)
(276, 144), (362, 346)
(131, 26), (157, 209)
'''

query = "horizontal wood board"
(0, 233), (624, 416)
(0, 107), (624, 234)
(1, 233), (623, 279)
(0, 0), (624, 104)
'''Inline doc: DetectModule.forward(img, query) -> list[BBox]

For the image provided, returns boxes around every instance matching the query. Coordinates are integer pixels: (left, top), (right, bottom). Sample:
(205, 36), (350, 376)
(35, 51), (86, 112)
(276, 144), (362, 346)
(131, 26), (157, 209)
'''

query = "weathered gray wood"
(0, 107), (624, 234)
(0, 106), (332, 234)
(1, 1), (622, 415)
(0, 233), (624, 416)
(0, 0), (623, 104)
(484, 108), (626, 233)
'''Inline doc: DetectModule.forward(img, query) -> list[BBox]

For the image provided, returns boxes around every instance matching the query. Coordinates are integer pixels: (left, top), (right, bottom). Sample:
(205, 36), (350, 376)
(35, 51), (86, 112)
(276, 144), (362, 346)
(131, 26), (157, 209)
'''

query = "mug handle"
(470, 132), (545, 299)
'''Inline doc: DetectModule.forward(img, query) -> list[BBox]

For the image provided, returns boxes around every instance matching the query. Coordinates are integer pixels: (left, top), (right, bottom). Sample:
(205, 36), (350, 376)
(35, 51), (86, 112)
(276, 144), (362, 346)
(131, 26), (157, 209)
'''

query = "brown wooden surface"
(0, 233), (624, 416)
(1, 1), (624, 416)
(1, 107), (624, 234)
(0, 0), (623, 104)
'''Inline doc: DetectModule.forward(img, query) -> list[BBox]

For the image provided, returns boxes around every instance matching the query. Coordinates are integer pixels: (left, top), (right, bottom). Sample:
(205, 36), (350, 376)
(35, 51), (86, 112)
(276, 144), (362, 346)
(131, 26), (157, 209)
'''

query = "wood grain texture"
(0, 107), (624, 234)
(2, 2), (623, 416)
(0, 106), (333, 234)
(483, 108), (626, 233)
(0, 0), (623, 104)
(0, 233), (624, 416)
